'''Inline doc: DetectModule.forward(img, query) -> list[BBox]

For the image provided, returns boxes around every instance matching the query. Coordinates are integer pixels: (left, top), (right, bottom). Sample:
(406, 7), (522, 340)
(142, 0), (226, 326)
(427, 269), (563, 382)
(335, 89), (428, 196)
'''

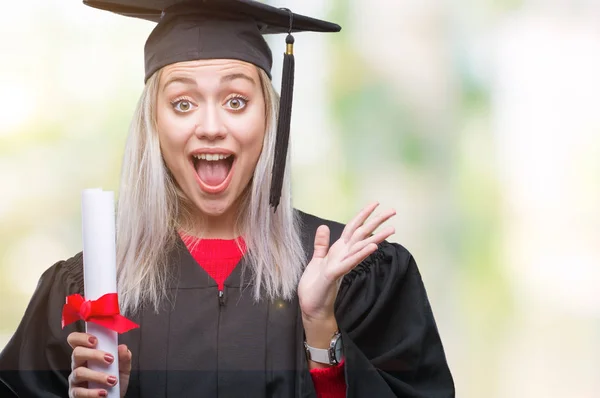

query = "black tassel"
(269, 33), (295, 211)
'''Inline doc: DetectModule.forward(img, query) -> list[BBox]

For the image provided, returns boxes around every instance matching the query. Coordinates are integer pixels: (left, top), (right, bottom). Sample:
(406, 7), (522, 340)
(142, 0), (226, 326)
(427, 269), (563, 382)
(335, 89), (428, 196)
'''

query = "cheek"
(157, 110), (192, 165)
(251, 127), (266, 158)
(236, 122), (265, 166)
(238, 107), (266, 159)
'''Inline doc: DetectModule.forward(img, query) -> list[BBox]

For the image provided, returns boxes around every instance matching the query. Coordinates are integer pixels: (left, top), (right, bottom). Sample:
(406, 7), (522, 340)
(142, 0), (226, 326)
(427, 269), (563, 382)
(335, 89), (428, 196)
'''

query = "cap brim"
(83, 0), (341, 33)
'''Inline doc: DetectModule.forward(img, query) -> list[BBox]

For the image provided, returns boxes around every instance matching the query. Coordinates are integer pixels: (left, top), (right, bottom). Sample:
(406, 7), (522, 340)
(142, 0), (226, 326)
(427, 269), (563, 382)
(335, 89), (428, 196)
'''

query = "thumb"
(312, 225), (330, 260)
(118, 344), (132, 374)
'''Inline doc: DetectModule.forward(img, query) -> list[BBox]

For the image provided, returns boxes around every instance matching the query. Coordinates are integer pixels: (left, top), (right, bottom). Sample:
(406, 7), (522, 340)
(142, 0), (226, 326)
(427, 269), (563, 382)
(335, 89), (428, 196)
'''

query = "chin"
(181, 168), (250, 224)
(194, 198), (229, 218)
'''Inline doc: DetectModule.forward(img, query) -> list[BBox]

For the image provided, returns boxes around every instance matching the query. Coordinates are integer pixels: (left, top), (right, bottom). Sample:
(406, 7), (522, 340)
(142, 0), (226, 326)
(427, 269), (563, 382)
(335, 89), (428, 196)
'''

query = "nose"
(194, 102), (226, 141)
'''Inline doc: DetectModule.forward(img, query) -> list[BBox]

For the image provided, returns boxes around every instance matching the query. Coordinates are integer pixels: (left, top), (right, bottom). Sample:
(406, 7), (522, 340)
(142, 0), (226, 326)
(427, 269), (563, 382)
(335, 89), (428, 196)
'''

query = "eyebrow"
(162, 73), (256, 91)
(162, 76), (197, 91)
(220, 73), (256, 85)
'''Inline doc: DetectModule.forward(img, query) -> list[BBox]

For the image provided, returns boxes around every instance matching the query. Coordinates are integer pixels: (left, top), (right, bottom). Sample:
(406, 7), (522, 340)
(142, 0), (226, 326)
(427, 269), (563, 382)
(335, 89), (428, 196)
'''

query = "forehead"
(159, 59), (260, 85)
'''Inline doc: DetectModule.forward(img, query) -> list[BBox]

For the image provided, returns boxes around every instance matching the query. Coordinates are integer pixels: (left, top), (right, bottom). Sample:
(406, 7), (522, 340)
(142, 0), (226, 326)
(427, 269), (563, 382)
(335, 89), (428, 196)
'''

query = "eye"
(171, 99), (195, 113)
(224, 96), (248, 111)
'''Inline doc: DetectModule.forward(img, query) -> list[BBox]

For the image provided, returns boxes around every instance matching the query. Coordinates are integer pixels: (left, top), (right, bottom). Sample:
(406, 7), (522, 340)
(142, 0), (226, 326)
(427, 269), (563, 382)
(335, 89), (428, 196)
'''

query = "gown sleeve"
(0, 253), (85, 397)
(334, 242), (455, 398)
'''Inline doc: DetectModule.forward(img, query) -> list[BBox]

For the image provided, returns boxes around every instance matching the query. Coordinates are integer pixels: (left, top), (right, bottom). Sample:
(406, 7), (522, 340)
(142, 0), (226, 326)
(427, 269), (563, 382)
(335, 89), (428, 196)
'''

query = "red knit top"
(181, 234), (346, 398)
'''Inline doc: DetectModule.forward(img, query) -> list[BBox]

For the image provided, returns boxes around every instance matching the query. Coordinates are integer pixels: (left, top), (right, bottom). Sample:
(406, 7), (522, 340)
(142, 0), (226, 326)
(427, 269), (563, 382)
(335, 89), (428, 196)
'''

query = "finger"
(344, 226), (395, 261)
(348, 208), (396, 246)
(118, 345), (132, 373)
(69, 366), (117, 388)
(70, 386), (108, 398)
(311, 225), (330, 260)
(339, 243), (379, 273)
(340, 202), (379, 242)
(72, 347), (114, 369)
(68, 333), (98, 349)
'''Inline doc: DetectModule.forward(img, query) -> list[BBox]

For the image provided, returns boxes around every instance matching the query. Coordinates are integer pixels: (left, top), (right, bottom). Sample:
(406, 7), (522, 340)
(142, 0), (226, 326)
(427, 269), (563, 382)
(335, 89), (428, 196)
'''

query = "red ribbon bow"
(62, 293), (139, 334)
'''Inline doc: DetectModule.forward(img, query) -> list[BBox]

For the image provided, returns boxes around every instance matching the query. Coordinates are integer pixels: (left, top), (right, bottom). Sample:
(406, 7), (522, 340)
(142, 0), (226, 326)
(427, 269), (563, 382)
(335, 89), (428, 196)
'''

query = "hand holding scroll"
(67, 332), (132, 398)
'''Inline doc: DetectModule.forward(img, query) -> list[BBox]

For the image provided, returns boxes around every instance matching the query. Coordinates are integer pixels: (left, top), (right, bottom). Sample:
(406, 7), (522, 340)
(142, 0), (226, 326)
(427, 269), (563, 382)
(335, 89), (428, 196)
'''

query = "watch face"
(333, 334), (344, 362)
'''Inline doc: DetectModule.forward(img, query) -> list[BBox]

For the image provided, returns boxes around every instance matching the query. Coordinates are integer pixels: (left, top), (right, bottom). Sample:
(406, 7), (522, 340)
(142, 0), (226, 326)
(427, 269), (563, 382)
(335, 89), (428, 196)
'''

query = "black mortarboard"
(83, 0), (341, 210)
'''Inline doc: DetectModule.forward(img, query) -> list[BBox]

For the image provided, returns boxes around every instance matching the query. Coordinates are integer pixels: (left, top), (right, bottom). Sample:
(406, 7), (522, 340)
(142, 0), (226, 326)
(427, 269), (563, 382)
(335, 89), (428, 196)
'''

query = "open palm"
(298, 202), (396, 322)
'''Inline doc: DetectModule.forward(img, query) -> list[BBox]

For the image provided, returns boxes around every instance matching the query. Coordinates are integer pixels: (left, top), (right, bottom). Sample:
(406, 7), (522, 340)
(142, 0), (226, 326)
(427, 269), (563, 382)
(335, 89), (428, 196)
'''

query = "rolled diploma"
(82, 189), (120, 397)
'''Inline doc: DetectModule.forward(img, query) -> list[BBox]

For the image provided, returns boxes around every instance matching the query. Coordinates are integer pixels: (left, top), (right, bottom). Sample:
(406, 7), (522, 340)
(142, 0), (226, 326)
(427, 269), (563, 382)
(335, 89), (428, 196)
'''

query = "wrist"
(302, 316), (338, 348)
(302, 316), (340, 370)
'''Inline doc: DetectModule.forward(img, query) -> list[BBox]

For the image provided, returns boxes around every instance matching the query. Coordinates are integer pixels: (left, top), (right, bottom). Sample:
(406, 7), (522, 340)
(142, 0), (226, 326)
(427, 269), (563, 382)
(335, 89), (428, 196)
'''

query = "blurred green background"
(2, 0), (600, 396)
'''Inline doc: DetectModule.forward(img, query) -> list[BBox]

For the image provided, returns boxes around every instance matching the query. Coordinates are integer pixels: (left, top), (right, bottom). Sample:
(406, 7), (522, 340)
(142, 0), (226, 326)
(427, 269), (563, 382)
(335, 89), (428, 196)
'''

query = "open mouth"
(191, 153), (235, 193)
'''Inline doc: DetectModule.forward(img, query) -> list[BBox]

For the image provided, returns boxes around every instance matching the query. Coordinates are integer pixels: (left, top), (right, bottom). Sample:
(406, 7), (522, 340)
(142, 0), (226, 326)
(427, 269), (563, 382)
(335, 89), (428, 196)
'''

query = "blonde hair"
(115, 67), (305, 314)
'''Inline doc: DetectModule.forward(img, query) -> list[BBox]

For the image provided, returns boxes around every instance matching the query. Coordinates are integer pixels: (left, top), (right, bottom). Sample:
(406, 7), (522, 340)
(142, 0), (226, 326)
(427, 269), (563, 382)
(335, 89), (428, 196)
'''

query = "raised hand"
(67, 332), (132, 398)
(298, 202), (396, 324)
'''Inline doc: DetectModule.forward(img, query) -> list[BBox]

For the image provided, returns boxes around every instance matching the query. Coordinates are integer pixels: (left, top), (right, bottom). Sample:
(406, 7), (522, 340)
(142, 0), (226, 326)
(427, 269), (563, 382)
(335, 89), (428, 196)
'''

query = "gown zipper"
(217, 287), (224, 396)
(218, 289), (225, 306)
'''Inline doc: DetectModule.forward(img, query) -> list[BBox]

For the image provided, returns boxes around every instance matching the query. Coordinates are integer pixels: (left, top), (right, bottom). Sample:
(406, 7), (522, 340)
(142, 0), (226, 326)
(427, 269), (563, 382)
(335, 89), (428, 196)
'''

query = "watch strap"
(304, 330), (342, 365)
(304, 342), (332, 364)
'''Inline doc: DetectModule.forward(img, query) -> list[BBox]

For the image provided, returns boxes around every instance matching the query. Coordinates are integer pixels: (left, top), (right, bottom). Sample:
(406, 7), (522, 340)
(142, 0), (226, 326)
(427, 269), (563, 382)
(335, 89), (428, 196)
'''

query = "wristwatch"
(304, 330), (343, 365)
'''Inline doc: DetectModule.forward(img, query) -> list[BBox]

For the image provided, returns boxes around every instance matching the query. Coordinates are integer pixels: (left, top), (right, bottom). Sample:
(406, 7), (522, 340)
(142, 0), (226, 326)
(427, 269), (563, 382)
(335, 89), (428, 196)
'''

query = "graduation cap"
(83, 0), (341, 210)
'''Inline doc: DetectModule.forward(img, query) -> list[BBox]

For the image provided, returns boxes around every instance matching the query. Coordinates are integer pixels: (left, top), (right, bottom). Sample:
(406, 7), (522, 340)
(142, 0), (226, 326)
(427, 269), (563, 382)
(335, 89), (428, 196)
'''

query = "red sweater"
(181, 234), (346, 398)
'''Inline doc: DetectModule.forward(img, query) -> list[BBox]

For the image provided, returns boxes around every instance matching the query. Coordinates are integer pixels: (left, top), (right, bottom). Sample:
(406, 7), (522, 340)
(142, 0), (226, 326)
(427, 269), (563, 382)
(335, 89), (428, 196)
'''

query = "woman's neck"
(179, 214), (238, 240)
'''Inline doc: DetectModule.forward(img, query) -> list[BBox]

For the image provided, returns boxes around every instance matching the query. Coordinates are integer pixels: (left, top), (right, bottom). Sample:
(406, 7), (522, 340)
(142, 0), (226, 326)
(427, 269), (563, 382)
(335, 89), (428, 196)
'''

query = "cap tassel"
(269, 33), (295, 211)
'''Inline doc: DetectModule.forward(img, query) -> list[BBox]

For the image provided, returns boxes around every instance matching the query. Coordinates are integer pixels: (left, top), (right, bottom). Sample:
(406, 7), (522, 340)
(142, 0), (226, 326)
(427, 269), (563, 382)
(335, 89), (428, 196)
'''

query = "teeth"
(193, 154), (231, 161)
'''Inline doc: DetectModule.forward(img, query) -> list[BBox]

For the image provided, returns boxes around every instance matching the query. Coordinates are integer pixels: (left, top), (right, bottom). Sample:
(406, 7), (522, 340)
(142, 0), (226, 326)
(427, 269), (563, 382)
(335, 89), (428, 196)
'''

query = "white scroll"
(81, 188), (120, 398)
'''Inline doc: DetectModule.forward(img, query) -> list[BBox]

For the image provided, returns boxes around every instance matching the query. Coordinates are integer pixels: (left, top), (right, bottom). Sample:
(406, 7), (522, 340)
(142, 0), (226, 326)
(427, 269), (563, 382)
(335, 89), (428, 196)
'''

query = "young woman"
(0, 1), (454, 397)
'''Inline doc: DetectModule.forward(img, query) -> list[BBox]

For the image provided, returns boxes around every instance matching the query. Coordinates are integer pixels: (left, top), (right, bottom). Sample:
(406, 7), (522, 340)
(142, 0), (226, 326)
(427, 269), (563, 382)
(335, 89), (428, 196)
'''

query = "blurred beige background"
(1, 0), (600, 396)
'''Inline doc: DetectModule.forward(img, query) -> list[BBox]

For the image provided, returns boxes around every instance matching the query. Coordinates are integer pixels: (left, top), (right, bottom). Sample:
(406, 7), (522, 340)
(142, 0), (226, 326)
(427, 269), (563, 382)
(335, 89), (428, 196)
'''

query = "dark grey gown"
(0, 211), (454, 397)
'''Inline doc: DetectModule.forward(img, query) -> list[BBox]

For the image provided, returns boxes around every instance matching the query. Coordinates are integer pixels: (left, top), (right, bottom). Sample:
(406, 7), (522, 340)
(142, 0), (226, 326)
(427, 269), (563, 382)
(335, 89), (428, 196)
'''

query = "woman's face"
(156, 59), (266, 225)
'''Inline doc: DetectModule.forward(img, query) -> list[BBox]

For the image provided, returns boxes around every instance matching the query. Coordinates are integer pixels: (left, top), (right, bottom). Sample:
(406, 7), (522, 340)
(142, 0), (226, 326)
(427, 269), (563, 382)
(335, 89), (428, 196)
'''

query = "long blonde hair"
(115, 67), (305, 314)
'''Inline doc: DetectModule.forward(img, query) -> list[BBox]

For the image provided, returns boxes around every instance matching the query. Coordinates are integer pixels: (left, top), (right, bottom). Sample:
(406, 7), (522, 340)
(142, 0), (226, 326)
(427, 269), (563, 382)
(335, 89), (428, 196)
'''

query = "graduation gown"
(0, 211), (455, 397)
